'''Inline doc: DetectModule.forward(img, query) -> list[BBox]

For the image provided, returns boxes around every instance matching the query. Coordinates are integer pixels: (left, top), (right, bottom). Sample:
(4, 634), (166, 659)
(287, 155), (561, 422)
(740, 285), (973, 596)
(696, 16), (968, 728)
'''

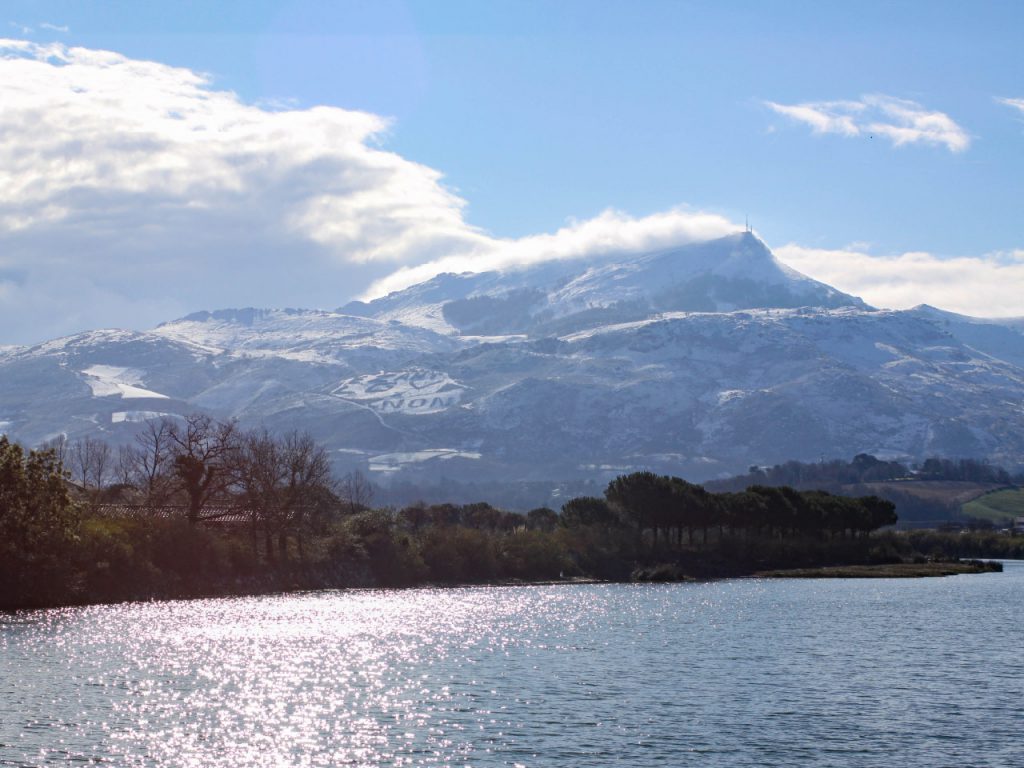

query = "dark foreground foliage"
(0, 436), (1007, 610)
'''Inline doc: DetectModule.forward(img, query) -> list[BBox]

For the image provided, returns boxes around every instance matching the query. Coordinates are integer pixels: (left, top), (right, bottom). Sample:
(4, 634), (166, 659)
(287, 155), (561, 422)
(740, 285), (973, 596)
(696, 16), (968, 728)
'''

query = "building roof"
(93, 504), (253, 524)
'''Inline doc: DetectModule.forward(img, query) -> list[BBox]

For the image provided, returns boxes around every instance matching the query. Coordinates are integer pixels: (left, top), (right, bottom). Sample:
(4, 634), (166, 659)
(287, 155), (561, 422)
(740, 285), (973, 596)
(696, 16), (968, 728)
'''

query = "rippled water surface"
(2, 564), (1023, 766)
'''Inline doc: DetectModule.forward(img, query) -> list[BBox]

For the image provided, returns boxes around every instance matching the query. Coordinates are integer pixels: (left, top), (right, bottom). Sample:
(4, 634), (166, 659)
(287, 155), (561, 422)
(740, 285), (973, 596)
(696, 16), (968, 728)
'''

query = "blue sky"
(1, 0), (1023, 342)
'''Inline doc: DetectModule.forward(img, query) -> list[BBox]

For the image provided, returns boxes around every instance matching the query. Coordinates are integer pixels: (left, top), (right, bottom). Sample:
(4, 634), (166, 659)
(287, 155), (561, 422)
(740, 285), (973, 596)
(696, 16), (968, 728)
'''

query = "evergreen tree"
(0, 436), (80, 607)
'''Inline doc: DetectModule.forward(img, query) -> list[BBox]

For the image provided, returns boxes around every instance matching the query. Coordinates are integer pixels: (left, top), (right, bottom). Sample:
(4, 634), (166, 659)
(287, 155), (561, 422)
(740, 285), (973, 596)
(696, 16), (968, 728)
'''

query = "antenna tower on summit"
(745, 215), (751, 233)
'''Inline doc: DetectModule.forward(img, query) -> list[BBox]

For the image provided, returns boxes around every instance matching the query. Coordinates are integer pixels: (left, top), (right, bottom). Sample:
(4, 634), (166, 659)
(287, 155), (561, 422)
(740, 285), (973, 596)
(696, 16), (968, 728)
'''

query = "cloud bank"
(0, 39), (736, 344)
(766, 94), (970, 152)
(776, 244), (1024, 318)
(363, 208), (737, 298)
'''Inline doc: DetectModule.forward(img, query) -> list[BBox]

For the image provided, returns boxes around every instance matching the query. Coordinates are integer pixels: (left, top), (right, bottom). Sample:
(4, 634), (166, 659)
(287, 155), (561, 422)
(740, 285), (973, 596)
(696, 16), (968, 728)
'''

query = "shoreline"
(752, 560), (1002, 579)
(2, 561), (1002, 613)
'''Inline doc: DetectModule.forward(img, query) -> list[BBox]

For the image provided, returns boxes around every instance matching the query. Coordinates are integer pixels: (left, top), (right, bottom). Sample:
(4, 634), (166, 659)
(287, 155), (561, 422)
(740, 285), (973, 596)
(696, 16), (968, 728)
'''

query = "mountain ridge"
(2, 234), (1023, 485)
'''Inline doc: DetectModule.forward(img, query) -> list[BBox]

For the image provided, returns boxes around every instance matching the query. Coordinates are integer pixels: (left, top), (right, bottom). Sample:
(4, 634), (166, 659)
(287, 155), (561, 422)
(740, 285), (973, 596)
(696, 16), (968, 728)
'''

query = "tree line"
(708, 452), (1019, 493)
(2, 425), (901, 609)
(564, 471), (896, 544)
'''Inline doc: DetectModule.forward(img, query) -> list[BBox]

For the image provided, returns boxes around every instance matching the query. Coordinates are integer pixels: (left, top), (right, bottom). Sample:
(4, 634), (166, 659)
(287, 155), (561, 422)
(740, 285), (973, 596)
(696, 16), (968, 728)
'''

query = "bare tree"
(279, 431), (335, 560)
(115, 445), (134, 487)
(121, 419), (176, 505)
(69, 436), (112, 493)
(237, 428), (286, 558)
(237, 429), (336, 563)
(167, 413), (239, 524)
(339, 469), (374, 515)
(39, 434), (69, 470)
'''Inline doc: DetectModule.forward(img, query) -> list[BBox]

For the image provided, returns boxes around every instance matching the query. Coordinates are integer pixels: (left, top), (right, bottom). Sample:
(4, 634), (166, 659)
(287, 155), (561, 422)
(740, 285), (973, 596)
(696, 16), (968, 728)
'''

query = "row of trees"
(36, 424), (899, 558)
(914, 457), (1016, 484)
(710, 453), (1020, 494)
(393, 501), (558, 534)
(380, 472), (897, 557)
(561, 471), (897, 544)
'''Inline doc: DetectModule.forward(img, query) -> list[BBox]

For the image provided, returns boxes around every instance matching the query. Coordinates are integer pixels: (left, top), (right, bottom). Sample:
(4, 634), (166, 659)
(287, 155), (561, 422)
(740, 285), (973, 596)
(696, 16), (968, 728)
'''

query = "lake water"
(2, 564), (1022, 767)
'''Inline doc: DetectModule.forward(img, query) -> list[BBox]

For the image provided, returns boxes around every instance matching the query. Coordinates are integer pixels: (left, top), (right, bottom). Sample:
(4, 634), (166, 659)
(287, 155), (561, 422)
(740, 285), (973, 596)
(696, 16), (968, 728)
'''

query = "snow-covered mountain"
(341, 232), (865, 336)
(2, 232), (1023, 483)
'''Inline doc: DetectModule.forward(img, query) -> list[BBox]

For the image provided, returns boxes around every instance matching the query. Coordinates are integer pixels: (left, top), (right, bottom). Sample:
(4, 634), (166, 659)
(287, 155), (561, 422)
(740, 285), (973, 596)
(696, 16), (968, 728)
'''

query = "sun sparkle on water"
(3, 574), (1024, 766)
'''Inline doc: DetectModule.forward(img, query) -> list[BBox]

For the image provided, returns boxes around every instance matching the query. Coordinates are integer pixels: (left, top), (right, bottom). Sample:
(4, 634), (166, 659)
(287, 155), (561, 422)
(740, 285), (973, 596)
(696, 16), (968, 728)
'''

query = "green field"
(962, 488), (1024, 523)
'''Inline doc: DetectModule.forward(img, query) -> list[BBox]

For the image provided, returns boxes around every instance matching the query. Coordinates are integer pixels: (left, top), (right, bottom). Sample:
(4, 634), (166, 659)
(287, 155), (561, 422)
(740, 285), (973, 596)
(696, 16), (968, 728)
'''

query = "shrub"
(420, 526), (498, 583)
(499, 530), (570, 580)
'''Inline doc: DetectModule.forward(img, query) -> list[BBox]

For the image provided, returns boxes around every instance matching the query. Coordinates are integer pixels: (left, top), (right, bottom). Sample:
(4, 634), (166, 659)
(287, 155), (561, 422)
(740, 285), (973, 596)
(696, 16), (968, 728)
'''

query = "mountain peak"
(347, 233), (869, 336)
(544, 233), (868, 320)
(734, 228), (764, 244)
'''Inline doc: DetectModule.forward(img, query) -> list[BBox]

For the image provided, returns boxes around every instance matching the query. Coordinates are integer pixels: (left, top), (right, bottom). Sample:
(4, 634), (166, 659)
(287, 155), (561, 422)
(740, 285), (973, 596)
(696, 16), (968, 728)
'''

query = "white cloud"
(0, 39), (486, 342)
(363, 207), (737, 298)
(0, 39), (473, 260)
(998, 97), (1024, 116)
(775, 243), (1024, 318)
(0, 39), (740, 343)
(764, 100), (863, 137)
(765, 94), (970, 152)
(39, 22), (69, 33)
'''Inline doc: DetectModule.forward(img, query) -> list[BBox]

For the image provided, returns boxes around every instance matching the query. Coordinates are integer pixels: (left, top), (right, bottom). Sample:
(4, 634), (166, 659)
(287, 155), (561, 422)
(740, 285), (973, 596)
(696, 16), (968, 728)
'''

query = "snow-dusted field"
(111, 410), (174, 424)
(368, 449), (483, 473)
(81, 366), (169, 400)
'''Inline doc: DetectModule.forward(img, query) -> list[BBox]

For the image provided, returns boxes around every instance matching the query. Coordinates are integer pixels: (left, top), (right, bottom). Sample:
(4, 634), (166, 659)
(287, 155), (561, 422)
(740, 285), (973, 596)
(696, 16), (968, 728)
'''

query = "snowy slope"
(902, 305), (1024, 369)
(550, 308), (1024, 470)
(154, 307), (462, 361)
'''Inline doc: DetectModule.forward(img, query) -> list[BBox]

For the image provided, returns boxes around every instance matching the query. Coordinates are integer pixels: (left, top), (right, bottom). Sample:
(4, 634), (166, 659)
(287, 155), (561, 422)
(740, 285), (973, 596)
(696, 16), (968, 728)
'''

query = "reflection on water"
(2, 564), (1023, 767)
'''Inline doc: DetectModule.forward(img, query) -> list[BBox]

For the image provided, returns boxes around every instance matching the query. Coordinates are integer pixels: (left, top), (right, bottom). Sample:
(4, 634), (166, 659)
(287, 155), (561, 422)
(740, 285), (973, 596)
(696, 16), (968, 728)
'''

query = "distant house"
(1014, 517), (1024, 533)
